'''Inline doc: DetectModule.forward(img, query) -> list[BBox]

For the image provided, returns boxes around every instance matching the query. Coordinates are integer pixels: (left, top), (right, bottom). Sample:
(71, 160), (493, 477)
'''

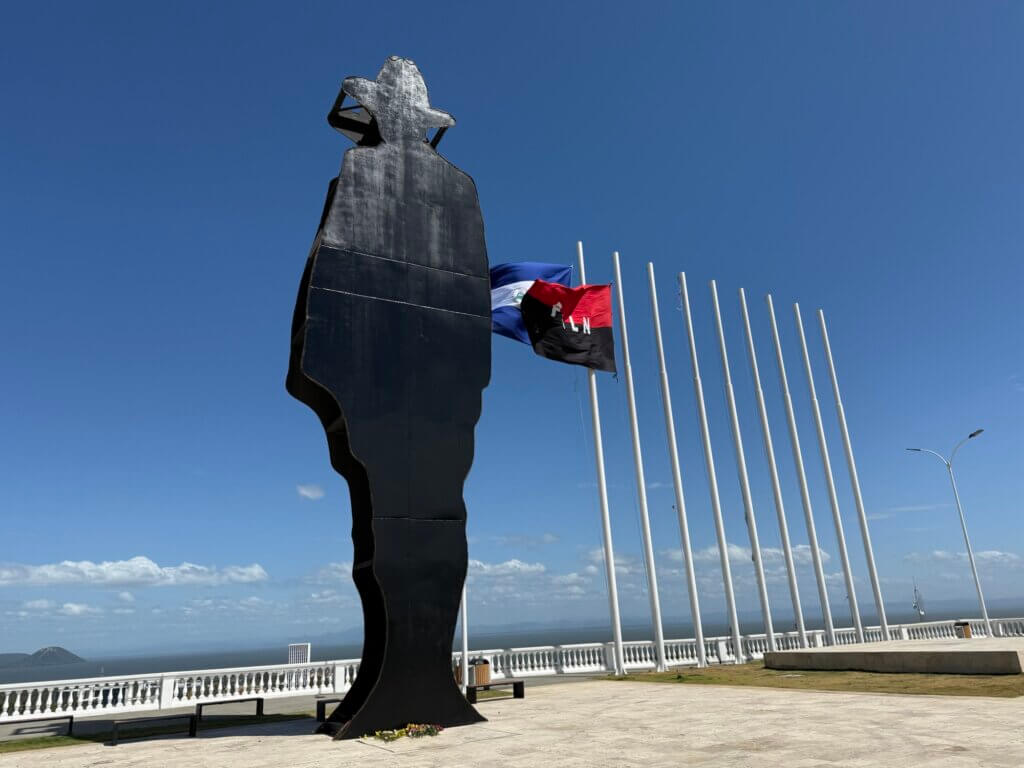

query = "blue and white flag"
(490, 262), (573, 344)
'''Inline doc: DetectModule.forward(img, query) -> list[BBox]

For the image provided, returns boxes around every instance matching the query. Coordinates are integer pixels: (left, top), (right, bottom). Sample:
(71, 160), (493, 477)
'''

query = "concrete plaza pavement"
(1, 679), (1022, 767)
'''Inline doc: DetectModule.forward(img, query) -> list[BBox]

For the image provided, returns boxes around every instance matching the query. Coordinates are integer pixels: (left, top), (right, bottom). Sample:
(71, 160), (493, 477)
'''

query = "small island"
(0, 646), (85, 669)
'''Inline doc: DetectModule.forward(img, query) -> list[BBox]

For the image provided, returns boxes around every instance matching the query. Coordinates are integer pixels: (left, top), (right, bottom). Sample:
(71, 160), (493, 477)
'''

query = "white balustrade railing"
(0, 673), (163, 722)
(994, 618), (1024, 637)
(162, 661), (340, 707)
(1, 616), (1017, 725)
(663, 638), (700, 667)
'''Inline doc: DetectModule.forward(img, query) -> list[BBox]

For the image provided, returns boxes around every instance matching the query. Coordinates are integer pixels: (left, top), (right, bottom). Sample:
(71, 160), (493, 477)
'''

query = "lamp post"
(907, 429), (993, 636)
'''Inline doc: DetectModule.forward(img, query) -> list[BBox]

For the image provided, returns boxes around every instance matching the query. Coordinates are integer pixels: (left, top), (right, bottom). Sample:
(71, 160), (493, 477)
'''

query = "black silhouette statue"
(286, 57), (490, 739)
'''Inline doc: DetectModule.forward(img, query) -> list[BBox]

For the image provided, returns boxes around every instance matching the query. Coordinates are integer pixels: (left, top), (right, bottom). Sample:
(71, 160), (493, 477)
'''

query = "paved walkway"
(2, 680), (1022, 767)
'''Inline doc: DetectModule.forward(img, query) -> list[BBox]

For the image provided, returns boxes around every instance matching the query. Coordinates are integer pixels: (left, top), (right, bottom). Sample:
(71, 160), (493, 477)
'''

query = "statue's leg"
(316, 562), (386, 733)
(334, 517), (484, 739)
(316, 429), (387, 734)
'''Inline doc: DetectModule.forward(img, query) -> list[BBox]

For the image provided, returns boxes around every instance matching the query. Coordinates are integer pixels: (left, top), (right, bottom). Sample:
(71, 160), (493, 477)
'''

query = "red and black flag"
(520, 280), (616, 372)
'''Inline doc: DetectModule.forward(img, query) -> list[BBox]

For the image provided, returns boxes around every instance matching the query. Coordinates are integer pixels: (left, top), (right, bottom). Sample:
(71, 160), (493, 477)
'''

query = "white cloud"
(297, 484), (325, 500)
(780, 544), (831, 566)
(551, 572), (590, 586)
(886, 504), (946, 513)
(237, 596), (267, 612)
(218, 564), (268, 583)
(23, 599), (55, 611)
(179, 596), (281, 618)
(312, 562), (352, 583)
(464, 557), (599, 606)
(0, 556), (268, 587)
(306, 589), (349, 605)
(118, 591), (134, 603)
(976, 550), (1021, 566)
(906, 550), (1021, 568)
(112, 608), (135, 615)
(469, 559), (546, 576)
(587, 549), (640, 575)
(58, 602), (100, 616)
(870, 503), (948, 520)
(489, 532), (559, 548)
(665, 542), (830, 567)
(691, 543), (753, 564)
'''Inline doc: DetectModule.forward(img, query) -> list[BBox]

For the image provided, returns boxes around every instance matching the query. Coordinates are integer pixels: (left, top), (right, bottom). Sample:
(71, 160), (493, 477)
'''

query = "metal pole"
(766, 295), (835, 644)
(794, 303), (864, 643)
(647, 263), (706, 666)
(818, 310), (890, 640)
(740, 289), (807, 648)
(710, 281), (776, 652)
(578, 242), (625, 675)
(460, 585), (469, 693)
(612, 251), (667, 672)
(947, 465), (993, 636)
(679, 272), (744, 663)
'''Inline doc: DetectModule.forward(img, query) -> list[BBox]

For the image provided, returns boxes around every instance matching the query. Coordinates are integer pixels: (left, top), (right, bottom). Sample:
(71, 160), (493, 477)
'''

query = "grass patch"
(611, 662), (1024, 698)
(0, 735), (80, 754)
(0, 712), (310, 755)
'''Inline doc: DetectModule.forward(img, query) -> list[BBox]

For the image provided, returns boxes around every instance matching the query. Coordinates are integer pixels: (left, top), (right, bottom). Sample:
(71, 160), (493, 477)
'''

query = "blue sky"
(1, 1), (1022, 655)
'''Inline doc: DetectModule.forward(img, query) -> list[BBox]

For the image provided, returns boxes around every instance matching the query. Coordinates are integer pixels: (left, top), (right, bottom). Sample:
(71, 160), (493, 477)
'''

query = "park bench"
(195, 696), (264, 724)
(111, 713), (197, 745)
(315, 697), (343, 722)
(466, 678), (524, 704)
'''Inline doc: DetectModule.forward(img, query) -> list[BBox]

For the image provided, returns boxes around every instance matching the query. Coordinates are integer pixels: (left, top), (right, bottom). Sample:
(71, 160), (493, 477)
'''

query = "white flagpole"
(612, 251), (667, 672)
(710, 281), (776, 652)
(740, 289), (808, 648)
(460, 585), (469, 693)
(766, 295), (835, 644)
(577, 241), (625, 676)
(794, 303), (864, 643)
(647, 263), (706, 667)
(818, 309), (890, 640)
(679, 272), (743, 663)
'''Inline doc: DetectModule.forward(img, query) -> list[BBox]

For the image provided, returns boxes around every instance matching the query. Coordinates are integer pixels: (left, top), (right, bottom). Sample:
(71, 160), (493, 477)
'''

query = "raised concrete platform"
(765, 637), (1024, 675)
(2, 679), (1023, 767)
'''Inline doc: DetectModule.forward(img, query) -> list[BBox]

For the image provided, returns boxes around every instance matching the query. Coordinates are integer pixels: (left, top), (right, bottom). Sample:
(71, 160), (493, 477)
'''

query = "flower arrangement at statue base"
(368, 723), (444, 742)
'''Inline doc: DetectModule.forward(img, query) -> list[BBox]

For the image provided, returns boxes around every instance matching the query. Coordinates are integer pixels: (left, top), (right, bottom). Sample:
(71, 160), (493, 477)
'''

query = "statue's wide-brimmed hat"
(343, 56), (454, 137)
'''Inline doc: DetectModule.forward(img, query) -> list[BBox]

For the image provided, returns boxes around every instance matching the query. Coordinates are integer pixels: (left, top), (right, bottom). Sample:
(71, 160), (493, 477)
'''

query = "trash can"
(954, 620), (972, 639)
(470, 657), (491, 686)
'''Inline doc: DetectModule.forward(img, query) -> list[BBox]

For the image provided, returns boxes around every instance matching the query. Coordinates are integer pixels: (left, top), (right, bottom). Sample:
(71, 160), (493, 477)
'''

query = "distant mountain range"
(0, 647), (85, 669)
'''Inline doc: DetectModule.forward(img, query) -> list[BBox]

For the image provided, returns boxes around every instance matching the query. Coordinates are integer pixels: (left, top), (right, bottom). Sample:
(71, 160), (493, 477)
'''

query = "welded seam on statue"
(312, 286), (490, 319)
(320, 245), (491, 282)
(373, 517), (467, 522)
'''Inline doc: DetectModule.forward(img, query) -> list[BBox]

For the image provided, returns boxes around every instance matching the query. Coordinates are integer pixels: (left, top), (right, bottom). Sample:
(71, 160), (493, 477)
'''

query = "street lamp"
(906, 429), (993, 636)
